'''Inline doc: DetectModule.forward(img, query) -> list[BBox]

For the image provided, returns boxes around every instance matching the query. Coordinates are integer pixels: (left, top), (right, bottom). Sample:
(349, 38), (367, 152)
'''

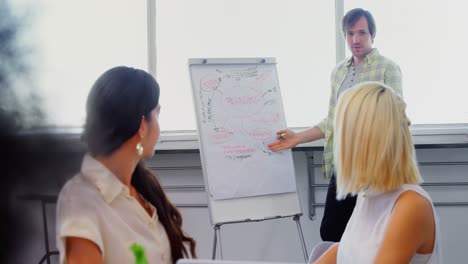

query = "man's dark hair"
(342, 8), (376, 39)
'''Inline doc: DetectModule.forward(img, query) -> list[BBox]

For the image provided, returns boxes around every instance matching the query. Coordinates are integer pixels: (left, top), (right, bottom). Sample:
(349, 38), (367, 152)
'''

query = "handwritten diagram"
(199, 66), (281, 159)
(190, 61), (297, 200)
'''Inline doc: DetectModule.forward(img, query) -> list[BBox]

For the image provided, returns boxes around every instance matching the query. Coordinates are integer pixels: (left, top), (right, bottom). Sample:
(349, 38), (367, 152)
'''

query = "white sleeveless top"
(337, 184), (442, 263)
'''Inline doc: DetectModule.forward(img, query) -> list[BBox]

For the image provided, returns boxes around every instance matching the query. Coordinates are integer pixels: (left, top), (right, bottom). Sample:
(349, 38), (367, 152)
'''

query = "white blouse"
(56, 154), (172, 264)
(337, 184), (442, 264)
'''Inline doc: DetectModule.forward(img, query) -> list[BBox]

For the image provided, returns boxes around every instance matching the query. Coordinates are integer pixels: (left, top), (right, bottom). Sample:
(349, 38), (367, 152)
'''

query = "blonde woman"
(314, 82), (441, 263)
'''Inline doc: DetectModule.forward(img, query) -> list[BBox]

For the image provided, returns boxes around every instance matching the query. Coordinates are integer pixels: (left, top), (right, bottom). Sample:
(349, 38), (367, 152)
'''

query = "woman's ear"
(137, 116), (147, 139)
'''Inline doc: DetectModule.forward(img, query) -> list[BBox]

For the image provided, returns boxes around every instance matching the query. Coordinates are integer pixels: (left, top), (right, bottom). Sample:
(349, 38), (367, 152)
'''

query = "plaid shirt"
(316, 49), (402, 179)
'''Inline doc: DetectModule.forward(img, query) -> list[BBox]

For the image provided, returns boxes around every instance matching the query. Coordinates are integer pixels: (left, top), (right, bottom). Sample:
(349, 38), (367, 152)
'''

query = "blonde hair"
(334, 82), (422, 199)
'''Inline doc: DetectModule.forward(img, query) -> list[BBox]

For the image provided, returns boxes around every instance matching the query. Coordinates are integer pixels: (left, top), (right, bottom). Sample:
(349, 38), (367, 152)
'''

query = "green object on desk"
(130, 243), (149, 264)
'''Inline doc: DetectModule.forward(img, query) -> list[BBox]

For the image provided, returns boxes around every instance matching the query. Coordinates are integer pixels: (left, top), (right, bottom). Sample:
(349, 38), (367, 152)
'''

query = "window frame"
(146, 0), (467, 149)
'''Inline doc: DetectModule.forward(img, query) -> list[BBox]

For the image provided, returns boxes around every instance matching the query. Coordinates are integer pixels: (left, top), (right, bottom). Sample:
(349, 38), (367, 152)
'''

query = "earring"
(136, 142), (144, 156)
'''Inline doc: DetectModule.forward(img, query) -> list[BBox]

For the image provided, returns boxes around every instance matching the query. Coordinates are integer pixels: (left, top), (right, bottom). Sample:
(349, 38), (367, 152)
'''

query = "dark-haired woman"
(56, 66), (196, 264)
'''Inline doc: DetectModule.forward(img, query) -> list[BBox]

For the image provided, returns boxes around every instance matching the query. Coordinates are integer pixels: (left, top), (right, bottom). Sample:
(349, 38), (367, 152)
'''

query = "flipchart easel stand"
(211, 214), (308, 262)
(189, 58), (308, 262)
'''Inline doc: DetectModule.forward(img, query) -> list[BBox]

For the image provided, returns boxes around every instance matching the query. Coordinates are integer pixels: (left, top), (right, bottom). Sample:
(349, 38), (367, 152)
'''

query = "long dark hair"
(82, 66), (196, 262)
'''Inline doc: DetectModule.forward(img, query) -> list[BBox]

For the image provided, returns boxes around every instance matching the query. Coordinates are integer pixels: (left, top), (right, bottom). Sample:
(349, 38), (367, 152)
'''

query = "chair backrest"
(308, 241), (336, 263)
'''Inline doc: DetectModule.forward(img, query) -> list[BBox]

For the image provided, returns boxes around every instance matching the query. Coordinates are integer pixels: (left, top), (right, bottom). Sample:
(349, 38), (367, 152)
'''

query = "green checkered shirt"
(316, 49), (402, 179)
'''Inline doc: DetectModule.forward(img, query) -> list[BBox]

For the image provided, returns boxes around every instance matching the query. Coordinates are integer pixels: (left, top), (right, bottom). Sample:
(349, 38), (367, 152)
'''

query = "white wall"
(156, 147), (468, 263)
(12, 147), (468, 263)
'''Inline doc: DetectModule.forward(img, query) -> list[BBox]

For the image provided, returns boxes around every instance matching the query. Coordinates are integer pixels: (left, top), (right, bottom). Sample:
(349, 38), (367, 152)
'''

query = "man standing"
(268, 8), (402, 242)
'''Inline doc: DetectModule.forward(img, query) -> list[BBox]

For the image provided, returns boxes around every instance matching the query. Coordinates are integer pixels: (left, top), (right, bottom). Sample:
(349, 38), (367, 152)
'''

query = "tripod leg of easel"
(293, 214), (309, 262)
(212, 224), (217, 260)
(216, 224), (223, 259)
(212, 224), (224, 260)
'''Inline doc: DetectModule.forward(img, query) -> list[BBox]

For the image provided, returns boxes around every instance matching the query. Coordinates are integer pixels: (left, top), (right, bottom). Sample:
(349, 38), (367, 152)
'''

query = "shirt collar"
(346, 48), (379, 67)
(80, 153), (128, 203)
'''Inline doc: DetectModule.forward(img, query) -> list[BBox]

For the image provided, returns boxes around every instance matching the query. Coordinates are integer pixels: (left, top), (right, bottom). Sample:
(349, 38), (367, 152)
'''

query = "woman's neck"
(95, 146), (140, 188)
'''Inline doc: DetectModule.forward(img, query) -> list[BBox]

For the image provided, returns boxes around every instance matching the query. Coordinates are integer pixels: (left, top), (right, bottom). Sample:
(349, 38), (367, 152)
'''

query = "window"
(155, 0), (336, 130)
(344, 0), (468, 124)
(8, 0), (467, 132)
(10, 0), (148, 128)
